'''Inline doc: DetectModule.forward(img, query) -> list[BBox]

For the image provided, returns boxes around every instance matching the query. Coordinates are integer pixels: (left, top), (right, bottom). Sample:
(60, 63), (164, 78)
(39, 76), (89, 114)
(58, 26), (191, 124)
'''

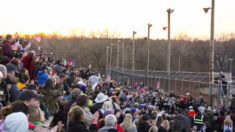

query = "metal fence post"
(174, 79), (177, 93)
(181, 80), (184, 95)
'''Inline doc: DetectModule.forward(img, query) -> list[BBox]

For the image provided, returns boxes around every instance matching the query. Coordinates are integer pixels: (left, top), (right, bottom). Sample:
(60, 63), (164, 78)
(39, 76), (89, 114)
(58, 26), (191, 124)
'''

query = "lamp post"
(203, 0), (215, 105)
(147, 23), (152, 86)
(122, 40), (125, 72)
(132, 31), (137, 72)
(229, 58), (233, 83)
(109, 43), (113, 75)
(106, 46), (109, 74)
(117, 40), (120, 68)
(164, 8), (174, 92)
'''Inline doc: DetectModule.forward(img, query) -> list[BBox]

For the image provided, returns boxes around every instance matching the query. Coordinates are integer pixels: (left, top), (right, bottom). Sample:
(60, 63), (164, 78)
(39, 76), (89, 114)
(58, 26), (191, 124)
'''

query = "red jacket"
(22, 54), (35, 79)
(1, 40), (12, 58)
(188, 110), (196, 117)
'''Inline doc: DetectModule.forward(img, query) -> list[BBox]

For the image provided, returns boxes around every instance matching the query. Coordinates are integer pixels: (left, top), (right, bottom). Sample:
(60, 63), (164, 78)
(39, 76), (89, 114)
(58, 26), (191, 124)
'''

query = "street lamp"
(117, 40), (120, 68)
(165, 8), (174, 92)
(122, 40), (125, 72)
(132, 31), (137, 72)
(109, 43), (113, 75)
(203, 0), (215, 106)
(229, 58), (233, 83)
(106, 46), (109, 74)
(147, 23), (152, 86)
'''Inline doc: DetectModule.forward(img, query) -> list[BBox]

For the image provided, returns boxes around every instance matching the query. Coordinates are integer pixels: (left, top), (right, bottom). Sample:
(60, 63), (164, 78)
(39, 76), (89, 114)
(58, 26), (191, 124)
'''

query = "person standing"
(1, 35), (13, 59)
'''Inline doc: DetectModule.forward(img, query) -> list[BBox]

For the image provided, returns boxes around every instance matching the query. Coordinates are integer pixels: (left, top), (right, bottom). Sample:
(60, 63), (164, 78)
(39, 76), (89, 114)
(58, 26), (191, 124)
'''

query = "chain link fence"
(111, 67), (233, 107)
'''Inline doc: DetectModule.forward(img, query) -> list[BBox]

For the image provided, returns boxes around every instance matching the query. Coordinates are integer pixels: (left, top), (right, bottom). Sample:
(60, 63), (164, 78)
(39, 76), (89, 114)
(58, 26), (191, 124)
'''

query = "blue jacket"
(36, 71), (49, 86)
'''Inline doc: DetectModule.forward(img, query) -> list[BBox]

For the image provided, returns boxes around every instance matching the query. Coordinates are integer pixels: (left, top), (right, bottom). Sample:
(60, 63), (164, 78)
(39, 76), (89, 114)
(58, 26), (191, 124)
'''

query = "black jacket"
(137, 122), (151, 132)
(67, 121), (97, 132)
(90, 103), (104, 114)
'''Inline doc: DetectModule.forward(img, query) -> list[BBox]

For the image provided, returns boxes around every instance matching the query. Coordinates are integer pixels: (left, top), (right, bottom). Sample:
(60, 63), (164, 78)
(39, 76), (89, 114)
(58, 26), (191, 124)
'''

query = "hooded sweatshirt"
(3, 112), (28, 132)
(36, 71), (49, 86)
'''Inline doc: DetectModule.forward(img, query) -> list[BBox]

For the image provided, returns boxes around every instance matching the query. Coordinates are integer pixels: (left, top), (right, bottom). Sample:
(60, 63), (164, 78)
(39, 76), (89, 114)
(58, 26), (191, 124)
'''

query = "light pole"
(147, 23), (152, 86)
(109, 43), (113, 75)
(203, 0), (215, 105)
(164, 8), (174, 92)
(132, 31), (136, 72)
(229, 58), (233, 83)
(106, 46), (109, 74)
(117, 40), (120, 68)
(122, 40), (125, 72)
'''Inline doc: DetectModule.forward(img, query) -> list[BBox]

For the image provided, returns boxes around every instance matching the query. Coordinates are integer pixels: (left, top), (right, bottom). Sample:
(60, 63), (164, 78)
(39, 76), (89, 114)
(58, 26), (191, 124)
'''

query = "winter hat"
(72, 88), (81, 97)
(131, 108), (137, 113)
(102, 101), (113, 110)
(189, 106), (193, 110)
(3, 112), (28, 132)
(88, 99), (93, 107)
(103, 109), (114, 117)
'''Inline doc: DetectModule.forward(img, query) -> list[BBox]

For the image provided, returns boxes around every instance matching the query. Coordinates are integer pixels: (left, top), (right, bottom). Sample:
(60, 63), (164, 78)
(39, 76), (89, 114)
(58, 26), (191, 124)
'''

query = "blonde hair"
(148, 126), (158, 132)
(162, 120), (170, 130)
(28, 107), (44, 123)
(68, 106), (85, 122)
(102, 101), (113, 110)
(224, 115), (232, 126)
(120, 114), (133, 132)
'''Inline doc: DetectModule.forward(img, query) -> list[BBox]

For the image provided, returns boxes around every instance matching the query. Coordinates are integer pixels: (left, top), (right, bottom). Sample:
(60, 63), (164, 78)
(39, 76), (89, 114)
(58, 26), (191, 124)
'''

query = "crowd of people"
(0, 34), (234, 132)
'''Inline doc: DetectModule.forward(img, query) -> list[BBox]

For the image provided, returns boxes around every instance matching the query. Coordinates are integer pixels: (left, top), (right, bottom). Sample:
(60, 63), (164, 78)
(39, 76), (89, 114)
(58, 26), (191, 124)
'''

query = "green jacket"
(41, 83), (64, 115)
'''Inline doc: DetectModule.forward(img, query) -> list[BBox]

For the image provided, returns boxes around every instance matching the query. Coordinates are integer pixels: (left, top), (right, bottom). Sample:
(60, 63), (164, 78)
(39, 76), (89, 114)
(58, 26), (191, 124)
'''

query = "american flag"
(106, 73), (111, 82)
(67, 59), (75, 67)
(157, 79), (160, 89)
(24, 42), (32, 51)
(34, 35), (41, 43)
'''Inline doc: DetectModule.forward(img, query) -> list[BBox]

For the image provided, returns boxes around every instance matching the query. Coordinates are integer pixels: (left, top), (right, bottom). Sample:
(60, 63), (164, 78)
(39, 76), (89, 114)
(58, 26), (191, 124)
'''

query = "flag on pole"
(67, 59), (74, 66)
(127, 78), (130, 85)
(34, 35), (41, 43)
(24, 42), (32, 51)
(157, 79), (160, 89)
(63, 59), (67, 66)
(106, 73), (111, 82)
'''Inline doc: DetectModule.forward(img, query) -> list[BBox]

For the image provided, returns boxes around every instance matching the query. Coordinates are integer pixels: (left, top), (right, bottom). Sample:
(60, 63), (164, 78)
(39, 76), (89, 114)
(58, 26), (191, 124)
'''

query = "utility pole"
(117, 40), (120, 68)
(167, 8), (174, 92)
(106, 46), (109, 74)
(147, 23), (152, 86)
(203, 0), (215, 105)
(132, 31), (136, 72)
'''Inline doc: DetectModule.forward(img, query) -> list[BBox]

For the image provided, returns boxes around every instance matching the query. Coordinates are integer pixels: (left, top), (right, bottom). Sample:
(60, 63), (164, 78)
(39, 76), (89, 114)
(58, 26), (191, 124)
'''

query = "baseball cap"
(18, 90), (43, 101)
(131, 108), (136, 113)
(6, 63), (16, 73)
